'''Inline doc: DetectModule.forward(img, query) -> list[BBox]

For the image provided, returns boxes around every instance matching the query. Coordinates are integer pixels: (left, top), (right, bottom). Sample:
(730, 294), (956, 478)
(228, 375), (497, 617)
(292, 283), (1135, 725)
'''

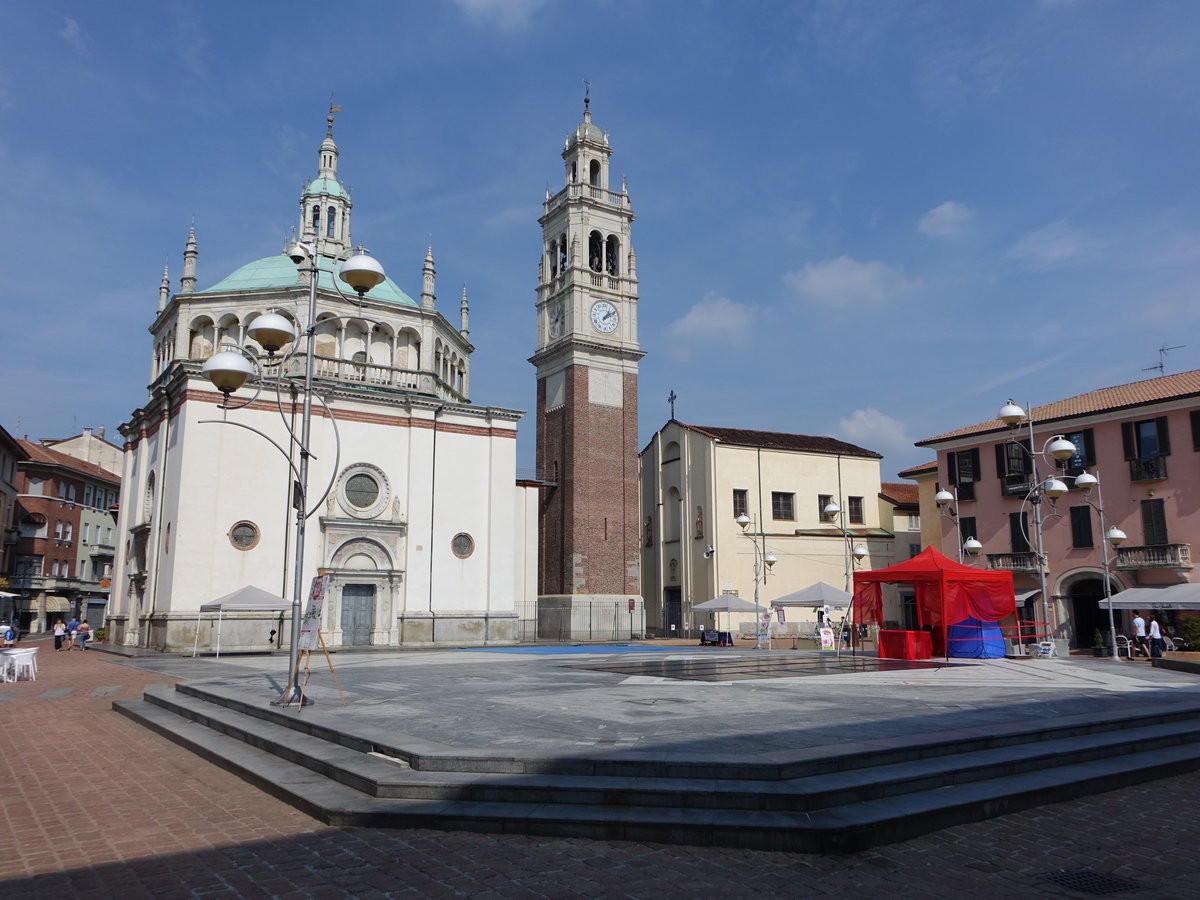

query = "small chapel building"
(107, 110), (537, 652)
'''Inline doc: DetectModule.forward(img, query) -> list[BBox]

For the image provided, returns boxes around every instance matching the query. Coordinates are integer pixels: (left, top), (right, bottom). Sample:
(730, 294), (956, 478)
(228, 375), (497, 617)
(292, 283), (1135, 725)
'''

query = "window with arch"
(67, 484), (76, 502)
(570, 161), (577, 183)
(326, 205), (336, 238)
(605, 235), (620, 276)
(589, 159), (601, 186)
(588, 231), (603, 272)
(55, 520), (63, 540)
(311, 204), (321, 233)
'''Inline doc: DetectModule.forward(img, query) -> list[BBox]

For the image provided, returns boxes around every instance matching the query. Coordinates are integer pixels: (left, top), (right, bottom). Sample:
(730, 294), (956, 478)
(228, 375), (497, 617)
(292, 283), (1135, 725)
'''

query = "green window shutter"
(1070, 506), (1094, 548)
(1156, 416), (1171, 456)
(1141, 499), (1168, 545)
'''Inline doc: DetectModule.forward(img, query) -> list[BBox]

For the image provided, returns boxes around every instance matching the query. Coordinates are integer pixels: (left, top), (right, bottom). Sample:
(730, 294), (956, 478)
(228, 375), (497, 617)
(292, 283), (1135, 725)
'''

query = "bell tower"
(531, 97), (644, 608)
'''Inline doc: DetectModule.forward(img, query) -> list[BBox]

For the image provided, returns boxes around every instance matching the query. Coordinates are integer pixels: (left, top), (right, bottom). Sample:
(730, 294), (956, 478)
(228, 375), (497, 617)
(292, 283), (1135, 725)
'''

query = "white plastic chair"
(0, 651), (14, 683)
(8, 647), (37, 681)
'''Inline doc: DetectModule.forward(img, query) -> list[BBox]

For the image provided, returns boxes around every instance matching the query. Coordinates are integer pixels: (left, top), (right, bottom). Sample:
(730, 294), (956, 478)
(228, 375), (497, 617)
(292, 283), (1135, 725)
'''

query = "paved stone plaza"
(2, 638), (1200, 898)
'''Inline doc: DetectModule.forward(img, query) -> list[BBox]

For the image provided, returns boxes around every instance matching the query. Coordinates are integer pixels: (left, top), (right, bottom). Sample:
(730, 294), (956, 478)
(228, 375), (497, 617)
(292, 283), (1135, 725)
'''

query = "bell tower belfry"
(530, 97), (644, 610)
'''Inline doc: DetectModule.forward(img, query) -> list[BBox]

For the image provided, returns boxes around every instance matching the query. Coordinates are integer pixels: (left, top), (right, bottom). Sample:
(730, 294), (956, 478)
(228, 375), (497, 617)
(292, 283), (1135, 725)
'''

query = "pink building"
(916, 370), (1200, 648)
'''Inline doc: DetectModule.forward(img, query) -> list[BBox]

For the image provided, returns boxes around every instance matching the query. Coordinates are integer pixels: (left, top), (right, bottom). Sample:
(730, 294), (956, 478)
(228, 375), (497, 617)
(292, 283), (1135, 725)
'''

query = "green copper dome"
(199, 254), (417, 307)
(305, 176), (348, 199)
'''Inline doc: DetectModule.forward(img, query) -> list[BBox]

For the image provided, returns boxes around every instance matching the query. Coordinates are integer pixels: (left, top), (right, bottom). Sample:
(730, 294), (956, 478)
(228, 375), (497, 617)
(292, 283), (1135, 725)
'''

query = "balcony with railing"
(985, 552), (1039, 573)
(1129, 456), (1168, 482)
(281, 355), (468, 403)
(544, 182), (630, 216)
(1114, 543), (1192, 572)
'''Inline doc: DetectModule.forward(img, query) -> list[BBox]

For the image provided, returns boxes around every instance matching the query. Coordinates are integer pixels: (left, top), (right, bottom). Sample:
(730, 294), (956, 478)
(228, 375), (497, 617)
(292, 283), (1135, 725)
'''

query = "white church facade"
(107, 110), (537, 652)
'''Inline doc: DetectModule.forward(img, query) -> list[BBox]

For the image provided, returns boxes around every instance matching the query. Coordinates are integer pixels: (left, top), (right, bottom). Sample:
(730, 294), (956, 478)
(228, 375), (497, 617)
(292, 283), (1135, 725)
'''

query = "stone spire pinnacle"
(459, 284), (470, 338)
(421, 245), (436, 310)
(158, 262), (170, 311)
(180, 225), (197, 294)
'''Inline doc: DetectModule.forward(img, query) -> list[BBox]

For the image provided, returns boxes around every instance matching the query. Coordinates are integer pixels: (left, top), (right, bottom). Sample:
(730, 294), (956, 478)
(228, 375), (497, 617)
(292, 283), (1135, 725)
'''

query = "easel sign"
(298, 574), (327, 651)
(287, 573), (346, 708)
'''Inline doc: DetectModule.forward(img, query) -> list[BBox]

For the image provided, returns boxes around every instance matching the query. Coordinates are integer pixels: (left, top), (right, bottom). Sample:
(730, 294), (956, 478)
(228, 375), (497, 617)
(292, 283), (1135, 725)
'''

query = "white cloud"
(57, 17), (87, 53)
(663, 293), (756, 362)
(453, 0), (551, 31)
(1007, 220), (1098, 267)
(836, 408), (914, 457)
(918, 201), (974, 238)
(784, 256), (921, 307)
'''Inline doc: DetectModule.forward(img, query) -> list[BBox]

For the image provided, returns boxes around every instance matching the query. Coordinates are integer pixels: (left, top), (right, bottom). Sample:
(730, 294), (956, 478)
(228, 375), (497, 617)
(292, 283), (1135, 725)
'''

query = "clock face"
(548, 303), (564, 338)
(590, 300), (619, 334)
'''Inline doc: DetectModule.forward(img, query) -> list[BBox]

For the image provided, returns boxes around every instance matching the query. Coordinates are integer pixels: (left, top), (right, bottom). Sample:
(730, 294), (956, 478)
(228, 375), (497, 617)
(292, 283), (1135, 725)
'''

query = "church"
(107, 100), (643, 652)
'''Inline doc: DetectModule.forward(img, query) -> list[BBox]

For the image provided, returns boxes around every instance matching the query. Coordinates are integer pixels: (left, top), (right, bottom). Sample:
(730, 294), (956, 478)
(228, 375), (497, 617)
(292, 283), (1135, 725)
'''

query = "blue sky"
(3, 1), (1200, 479)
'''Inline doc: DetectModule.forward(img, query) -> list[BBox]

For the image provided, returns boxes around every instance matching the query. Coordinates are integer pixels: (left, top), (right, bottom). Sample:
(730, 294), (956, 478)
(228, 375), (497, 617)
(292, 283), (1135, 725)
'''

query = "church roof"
(305, 176), (348, 199)
(199, 254), (417, 307)
(680, 423), (882, 459)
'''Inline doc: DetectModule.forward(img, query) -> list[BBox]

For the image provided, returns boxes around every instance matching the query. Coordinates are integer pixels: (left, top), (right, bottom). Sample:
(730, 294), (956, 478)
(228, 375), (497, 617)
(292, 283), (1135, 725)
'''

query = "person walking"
(77, 620), (91, 651)
(1148, 614), (1165, 658)
(66, 615), (80, 651)
(1132, 611), (1150, 659)
(53, 619), (67, 651)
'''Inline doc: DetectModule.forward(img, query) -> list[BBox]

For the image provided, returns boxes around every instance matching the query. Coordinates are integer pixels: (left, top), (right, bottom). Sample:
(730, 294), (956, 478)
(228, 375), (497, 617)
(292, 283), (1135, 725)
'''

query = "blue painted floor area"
(455, 644), (687, 655)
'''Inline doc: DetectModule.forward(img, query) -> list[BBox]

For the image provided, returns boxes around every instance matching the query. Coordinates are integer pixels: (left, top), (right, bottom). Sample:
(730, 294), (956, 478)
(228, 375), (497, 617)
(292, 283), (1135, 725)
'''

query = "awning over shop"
(1015, 590), (1040, 606)
(1101, 584), (1200, 610)
(44, 595), (71, 612)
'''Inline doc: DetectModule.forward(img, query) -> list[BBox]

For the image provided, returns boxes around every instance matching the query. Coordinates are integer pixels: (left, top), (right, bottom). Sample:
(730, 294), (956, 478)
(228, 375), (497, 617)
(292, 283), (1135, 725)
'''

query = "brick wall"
(536, 365), (640, 596)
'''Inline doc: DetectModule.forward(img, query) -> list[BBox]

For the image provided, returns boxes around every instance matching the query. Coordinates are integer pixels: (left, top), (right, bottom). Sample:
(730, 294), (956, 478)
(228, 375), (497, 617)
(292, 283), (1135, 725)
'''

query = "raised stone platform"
(113, 645), (1200, 852)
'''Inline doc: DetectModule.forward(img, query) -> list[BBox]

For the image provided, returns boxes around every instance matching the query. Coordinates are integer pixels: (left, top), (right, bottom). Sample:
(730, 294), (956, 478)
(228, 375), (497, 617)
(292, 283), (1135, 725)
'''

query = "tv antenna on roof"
(1143, 343), (1185, 375)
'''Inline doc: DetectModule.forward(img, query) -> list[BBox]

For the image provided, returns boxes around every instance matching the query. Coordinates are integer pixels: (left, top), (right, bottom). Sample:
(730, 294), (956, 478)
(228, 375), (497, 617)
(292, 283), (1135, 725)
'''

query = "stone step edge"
(175, 679), (1200, 779)
(132, 687), (1200, 815)
(113, 696), (1200, 854)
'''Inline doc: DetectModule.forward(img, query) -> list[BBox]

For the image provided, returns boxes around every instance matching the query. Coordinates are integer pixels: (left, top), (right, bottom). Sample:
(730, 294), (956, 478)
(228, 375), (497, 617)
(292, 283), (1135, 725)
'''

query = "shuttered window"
(1070, 506), (1094, 548)
(1141, 499), (1168, 545)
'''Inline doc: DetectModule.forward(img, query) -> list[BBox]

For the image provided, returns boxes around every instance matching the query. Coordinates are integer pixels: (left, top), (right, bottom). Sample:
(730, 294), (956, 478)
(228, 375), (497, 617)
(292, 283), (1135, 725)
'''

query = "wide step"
(114, 687), (1200, 852)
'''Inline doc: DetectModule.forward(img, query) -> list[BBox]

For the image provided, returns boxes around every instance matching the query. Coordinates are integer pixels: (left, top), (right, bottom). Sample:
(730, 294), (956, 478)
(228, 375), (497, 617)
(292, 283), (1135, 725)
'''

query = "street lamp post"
(822, 500), (867, 656)
(934, 488), (973, 562)
(735, 513), (776, 649)
(1072, 471), (1127, 661)
(997, 400), (1077, 645)
(202, 238), (385, 705)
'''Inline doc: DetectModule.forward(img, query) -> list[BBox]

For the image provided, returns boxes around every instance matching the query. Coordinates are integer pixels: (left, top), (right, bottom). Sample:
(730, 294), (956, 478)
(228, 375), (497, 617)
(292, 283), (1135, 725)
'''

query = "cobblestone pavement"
(2, 640), (1198, 899)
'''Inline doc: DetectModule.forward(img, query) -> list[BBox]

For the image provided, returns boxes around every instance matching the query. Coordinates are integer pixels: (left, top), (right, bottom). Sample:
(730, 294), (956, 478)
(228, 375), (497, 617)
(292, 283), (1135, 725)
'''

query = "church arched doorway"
(1067, 576), (1108, 649)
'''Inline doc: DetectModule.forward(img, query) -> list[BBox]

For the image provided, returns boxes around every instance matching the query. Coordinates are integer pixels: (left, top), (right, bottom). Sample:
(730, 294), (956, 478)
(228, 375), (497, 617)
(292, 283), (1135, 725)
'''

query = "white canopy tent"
(193, 585), (291, 658)
(1101, 584), (1200, 610)
(693, 593), (761, 635)
(770, 582), (852, 609)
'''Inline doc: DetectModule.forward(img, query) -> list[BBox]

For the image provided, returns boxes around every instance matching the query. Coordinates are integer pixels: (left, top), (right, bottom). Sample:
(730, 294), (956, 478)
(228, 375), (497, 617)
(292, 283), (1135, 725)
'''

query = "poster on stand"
(298, 575), (327, 651)
(819, 627), (835, 650)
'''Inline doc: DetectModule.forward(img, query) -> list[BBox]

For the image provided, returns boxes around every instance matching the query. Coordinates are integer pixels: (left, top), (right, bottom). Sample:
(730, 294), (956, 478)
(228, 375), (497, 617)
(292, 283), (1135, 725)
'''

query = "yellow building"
(639, 421), (894, 638)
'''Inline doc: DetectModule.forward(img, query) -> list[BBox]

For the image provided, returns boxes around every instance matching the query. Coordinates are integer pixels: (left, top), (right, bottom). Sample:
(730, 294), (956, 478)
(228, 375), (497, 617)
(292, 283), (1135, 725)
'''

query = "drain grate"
(1037, 869), (1144, 895)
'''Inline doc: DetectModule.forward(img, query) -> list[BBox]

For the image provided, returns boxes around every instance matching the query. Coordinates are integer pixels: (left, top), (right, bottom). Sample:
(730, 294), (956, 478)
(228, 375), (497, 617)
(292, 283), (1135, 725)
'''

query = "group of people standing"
(1131, 610), (1166, 659)
(52, 617), (91, 651)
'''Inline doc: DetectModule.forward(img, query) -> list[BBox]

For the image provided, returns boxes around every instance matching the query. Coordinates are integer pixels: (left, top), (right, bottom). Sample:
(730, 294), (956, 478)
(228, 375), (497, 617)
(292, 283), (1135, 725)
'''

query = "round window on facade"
(345, 473), (380, 509)
(336, 463), (390, 519)
(229, 521), (260, 551)
(451, 532), (475, 559)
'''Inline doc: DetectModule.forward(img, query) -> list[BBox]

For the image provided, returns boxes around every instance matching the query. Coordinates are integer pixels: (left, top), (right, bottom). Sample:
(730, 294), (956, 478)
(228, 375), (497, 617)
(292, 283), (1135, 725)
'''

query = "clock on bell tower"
(530, 97), (645, 610)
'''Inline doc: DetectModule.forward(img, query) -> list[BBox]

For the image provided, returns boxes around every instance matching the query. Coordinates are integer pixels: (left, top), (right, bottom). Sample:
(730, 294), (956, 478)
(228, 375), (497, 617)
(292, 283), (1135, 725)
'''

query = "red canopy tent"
(852, 548), (1016, 657)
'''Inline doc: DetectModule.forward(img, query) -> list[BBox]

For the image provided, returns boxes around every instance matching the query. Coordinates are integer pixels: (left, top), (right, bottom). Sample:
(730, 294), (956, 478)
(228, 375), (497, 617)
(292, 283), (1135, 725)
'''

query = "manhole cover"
(1037, 868), (1144, 895)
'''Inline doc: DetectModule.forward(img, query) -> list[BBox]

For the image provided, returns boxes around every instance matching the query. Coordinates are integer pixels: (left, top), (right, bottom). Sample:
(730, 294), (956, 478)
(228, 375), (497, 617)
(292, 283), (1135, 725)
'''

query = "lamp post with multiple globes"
(201, 238), (386, 704)
(735, 514), (776, 649)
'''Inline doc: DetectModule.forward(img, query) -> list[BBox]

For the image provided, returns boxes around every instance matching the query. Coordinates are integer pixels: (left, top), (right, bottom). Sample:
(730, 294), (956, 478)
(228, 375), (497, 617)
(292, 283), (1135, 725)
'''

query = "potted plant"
(92, 628), (105, 644)
(1092, 628), (1107, 657)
